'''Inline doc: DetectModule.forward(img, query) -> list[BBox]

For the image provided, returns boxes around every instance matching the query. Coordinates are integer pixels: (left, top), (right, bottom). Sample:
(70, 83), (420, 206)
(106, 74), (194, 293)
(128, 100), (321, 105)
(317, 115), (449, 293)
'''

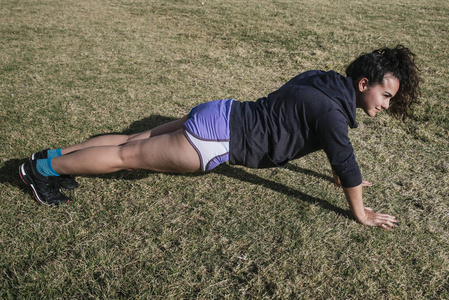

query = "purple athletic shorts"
(183, 99), (233, 172)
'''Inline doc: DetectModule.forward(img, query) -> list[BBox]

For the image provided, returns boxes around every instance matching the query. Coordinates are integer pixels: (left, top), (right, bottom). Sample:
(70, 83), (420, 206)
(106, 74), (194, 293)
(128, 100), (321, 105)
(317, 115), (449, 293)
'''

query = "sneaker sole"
(19, 164), (69, 206)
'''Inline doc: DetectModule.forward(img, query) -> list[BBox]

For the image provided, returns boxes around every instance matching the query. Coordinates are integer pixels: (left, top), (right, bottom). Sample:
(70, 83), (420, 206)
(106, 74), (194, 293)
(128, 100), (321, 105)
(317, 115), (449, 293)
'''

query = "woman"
(20, 45), (420, 230)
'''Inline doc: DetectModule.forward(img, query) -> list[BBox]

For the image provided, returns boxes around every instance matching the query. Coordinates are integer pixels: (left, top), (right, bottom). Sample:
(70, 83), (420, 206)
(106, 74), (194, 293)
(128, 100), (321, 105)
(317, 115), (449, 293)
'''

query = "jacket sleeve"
(315, 110), (362, 188)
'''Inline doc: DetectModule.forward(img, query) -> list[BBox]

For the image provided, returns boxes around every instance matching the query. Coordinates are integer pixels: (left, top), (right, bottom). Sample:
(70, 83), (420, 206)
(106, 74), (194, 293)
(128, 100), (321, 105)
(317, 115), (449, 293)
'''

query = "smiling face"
(355, 74), (400, 117)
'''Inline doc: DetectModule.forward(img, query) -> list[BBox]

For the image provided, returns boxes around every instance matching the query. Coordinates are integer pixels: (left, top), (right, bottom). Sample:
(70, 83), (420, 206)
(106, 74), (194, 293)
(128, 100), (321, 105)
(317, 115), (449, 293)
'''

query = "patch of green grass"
(1, 0), (449, 298)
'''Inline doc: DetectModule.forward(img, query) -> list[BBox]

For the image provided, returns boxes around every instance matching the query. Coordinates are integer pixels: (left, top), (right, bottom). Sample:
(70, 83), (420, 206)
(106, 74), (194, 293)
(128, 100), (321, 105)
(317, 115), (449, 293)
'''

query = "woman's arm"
(343, 185), (398, 230)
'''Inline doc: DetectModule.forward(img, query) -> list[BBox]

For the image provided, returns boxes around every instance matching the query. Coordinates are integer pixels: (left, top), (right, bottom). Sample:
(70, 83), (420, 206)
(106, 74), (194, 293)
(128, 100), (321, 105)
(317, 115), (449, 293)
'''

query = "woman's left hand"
(361, 180), (373, 187)
(360, 207), (399, 230)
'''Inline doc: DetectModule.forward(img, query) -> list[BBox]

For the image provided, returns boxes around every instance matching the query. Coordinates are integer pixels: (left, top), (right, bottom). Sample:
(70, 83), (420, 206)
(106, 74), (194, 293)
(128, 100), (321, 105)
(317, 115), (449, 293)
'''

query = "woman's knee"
(120, 133), (145, 145)
(125, 133), (139, 142)
(116, 142), (140, 170)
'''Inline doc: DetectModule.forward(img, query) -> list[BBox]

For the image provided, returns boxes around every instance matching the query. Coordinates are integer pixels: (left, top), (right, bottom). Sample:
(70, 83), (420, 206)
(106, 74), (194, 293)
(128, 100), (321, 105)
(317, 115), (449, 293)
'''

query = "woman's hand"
(359, 207), (399, 230)
(361, 180), (372, 187)
(343, 185), (398, 230)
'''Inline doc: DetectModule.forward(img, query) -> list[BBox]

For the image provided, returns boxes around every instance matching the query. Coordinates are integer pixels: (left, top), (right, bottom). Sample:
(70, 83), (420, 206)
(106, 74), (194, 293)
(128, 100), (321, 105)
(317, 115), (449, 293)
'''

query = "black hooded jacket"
(228, 70), (362, 188)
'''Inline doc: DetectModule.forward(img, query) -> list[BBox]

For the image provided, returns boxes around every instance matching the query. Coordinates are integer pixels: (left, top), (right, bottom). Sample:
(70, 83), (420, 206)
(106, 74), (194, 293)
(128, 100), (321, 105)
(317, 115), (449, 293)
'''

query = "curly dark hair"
(345, 45), (420, 121)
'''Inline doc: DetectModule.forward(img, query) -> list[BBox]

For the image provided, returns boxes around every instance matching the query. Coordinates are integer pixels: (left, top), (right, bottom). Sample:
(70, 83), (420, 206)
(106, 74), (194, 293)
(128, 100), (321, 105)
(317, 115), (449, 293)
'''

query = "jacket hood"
(311, 71), (358, 128)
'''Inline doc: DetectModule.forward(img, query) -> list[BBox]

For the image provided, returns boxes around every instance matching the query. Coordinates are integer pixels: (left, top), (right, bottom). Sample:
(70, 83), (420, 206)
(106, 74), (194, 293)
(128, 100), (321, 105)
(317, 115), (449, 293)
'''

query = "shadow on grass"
(214, 164), (351, 219)
(0, 157), (30, 195)
(2, 114), (351, 219)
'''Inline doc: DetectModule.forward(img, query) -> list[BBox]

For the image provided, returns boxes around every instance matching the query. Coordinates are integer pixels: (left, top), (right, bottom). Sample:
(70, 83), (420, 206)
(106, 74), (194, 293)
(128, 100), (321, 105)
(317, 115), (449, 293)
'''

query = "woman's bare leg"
(52, 129), (200, 175)
(61, 115), (190, 155)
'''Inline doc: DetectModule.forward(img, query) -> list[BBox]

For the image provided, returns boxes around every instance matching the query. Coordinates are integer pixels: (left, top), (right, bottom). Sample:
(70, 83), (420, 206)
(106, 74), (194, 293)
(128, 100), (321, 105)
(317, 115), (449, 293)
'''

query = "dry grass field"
(1, 0), (448, 298)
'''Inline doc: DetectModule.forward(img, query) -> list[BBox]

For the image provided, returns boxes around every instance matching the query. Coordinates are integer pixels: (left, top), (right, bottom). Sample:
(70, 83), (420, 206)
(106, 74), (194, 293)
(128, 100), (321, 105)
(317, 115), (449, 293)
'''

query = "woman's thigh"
(120, 129), (201, 173)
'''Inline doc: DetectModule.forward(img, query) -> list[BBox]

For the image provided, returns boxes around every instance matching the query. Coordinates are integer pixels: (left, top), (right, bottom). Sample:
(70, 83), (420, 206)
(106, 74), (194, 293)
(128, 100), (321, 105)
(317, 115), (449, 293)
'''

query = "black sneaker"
(30, 149), (79, 190)
(19, 160), (69, 206)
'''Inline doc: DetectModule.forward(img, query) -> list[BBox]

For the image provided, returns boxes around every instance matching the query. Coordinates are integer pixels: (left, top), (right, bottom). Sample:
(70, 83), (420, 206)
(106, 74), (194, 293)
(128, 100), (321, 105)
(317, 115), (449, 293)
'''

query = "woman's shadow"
(1, 115), (351, 219)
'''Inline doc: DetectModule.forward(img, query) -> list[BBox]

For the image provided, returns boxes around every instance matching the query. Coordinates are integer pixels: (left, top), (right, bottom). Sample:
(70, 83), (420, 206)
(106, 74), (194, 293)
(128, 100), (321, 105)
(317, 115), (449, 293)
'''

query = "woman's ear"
(358, 78), (369, 92)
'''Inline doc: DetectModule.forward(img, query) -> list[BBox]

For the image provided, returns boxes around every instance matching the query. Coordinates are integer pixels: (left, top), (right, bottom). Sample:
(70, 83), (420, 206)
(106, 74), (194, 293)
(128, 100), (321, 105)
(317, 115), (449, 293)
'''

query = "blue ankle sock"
(47, 149), (62, 159)
(36, 158), (60, 177)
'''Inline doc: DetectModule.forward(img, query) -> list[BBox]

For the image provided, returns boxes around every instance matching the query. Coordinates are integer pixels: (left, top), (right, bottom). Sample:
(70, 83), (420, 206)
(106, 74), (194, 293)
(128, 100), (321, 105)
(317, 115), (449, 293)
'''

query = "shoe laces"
(37, 176), (62, 195)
